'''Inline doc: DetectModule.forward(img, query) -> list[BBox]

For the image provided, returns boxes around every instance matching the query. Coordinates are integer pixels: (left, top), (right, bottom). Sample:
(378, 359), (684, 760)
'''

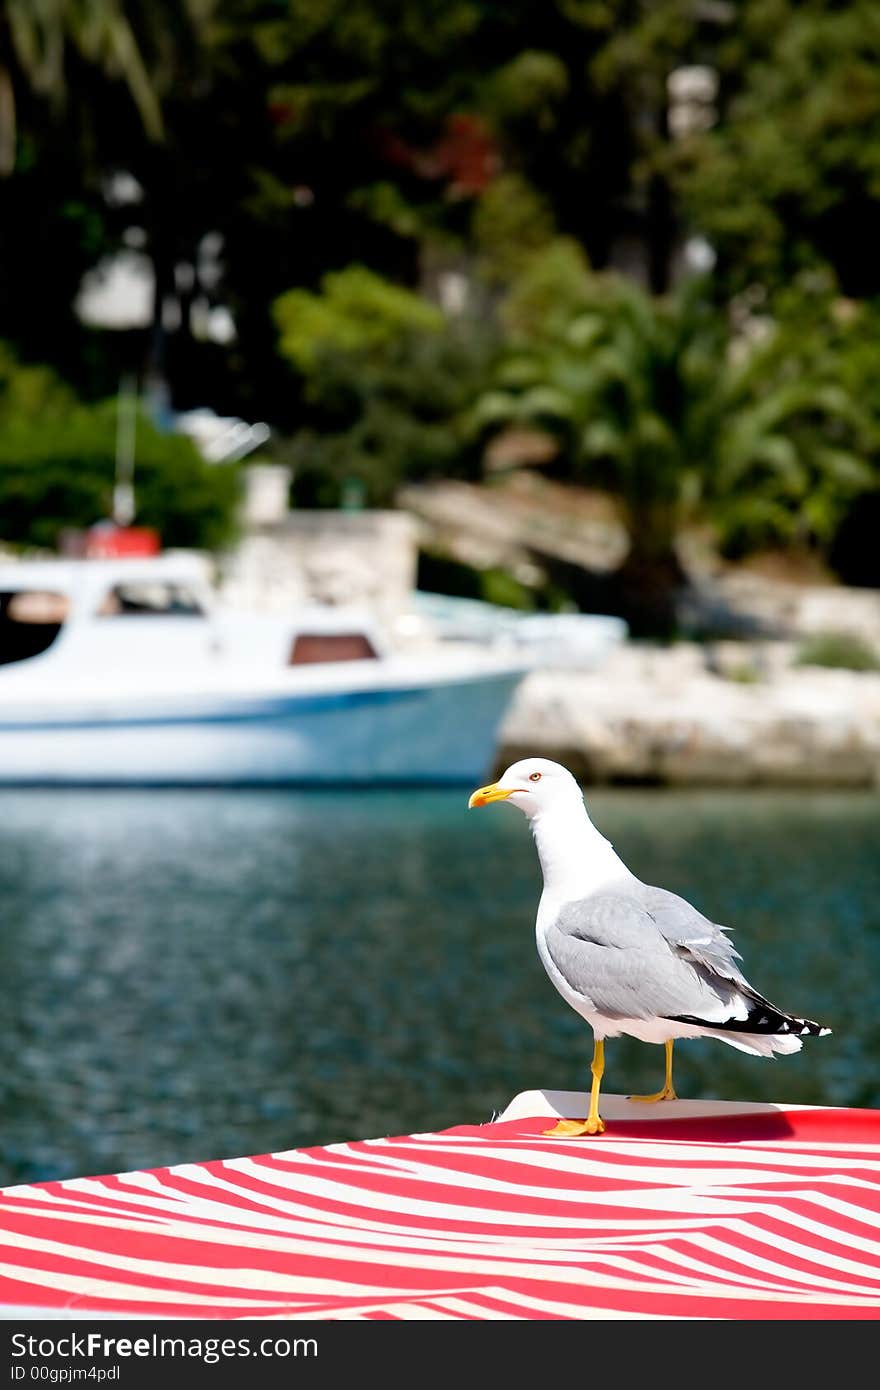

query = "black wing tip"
(751, 1010), (832, 1038)
(792, 1016), (831, 1037)
(740, 997), (831, 1038)
(667, 1008), (832, 1037)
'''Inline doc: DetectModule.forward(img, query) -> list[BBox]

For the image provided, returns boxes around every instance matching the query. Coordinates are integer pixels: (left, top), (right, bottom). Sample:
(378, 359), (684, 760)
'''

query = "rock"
(496, 643), (880, 787)
(684, 571), (880, 646)
(398, 477), (629, 577)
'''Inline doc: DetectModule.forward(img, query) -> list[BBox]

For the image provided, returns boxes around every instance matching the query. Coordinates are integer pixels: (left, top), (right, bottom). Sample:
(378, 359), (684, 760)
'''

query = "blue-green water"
(0, 787), (877, 1187)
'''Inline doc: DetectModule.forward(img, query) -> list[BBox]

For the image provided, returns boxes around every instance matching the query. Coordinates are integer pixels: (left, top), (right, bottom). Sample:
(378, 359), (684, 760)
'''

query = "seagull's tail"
(736, 996), (832, 1041)
(703, 1029), (806, 1058)
(670, 994), (831, 1058)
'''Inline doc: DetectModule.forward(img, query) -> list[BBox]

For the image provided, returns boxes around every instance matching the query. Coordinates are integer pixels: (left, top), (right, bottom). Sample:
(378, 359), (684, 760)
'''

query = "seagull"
(469, 757), (831, 1136)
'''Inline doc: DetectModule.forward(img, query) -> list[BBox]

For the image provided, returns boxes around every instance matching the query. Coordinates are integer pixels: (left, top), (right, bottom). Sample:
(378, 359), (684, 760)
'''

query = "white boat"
(401, 591), (628, 668)
(0, 555), (529, 785)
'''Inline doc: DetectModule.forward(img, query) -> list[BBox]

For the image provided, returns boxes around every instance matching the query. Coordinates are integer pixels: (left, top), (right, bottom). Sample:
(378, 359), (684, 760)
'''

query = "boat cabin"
(0, 556), (383, 674)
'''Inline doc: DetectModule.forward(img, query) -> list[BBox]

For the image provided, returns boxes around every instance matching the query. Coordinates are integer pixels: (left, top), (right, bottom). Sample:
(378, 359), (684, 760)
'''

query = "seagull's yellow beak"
(468, 782), (514, 808)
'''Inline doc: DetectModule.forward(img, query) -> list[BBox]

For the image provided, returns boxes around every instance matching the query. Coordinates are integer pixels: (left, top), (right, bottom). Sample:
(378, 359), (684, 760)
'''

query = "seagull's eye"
(529, 772), (542, 782)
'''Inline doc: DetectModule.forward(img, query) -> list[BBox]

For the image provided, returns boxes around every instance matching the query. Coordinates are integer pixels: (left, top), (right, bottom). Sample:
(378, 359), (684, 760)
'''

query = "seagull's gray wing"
(545, 891), (750, 1023)
(637, 883), (747, 984)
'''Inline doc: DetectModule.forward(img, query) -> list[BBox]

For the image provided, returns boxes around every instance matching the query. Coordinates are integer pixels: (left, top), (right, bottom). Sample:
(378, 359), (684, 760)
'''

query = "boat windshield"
(95, 582), (205, 617)
(0, 590), (69, 666)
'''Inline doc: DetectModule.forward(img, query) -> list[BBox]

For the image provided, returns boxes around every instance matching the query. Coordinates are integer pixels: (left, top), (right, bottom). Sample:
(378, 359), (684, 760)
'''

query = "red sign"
(85, 526), (161, 558)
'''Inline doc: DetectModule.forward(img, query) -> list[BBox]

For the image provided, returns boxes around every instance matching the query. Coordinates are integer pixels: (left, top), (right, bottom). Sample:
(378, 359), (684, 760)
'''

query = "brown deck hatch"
(289, 633), (378, 664)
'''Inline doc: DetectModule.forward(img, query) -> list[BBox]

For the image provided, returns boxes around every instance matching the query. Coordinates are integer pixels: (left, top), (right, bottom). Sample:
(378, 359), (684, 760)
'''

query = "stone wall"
(497, 642), (880, 787)
(683, 571), (880, 643)
(218, 509), (419, 628)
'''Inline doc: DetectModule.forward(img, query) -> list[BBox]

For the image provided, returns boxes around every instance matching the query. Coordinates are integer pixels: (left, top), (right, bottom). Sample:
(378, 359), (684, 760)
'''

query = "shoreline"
(496, 640), (880, 788)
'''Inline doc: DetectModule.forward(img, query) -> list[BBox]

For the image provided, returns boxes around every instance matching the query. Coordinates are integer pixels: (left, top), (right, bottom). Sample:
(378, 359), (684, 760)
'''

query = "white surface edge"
(496, 1089), (822, 1124)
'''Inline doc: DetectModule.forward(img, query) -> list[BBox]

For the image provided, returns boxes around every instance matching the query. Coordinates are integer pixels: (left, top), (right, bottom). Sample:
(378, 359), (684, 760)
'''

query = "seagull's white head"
(469, 757), (629, 898)
(468, 758), (585, 821)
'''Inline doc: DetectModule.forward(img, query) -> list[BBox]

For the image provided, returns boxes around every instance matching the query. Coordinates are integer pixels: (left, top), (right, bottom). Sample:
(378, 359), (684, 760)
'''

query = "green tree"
(709, 289), (879, 557)
(0, 342), (76, 419)
(0, 1), (215, 397)
(0, 1), (720, 417)
(273, 265), (493, 506)
(273, 265), (443, 372)
(675, 0), (880, 297)
(471, 263), (876, 632)
(471, 263), (724, 630)
(0, 0), (173, 174)
(0, 346), (240, 551)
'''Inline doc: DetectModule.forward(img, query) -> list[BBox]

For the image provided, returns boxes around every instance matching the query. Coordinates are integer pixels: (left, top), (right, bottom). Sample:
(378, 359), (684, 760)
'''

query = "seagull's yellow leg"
(544, 1039), (606, 1136)
(629, 1040), (678, 1103)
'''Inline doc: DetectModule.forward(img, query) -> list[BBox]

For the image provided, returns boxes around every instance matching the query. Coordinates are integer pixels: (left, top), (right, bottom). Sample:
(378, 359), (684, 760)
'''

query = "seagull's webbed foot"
(629, 1040), (677, 1104)
(543, 1039), (606, 1136)
(543, 1116), (605, 1137)
(628, 1085), (677, 1104)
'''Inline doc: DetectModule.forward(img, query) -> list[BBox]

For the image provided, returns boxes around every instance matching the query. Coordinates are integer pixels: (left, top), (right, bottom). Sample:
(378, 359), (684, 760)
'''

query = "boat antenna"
(113, 374), (138, 526)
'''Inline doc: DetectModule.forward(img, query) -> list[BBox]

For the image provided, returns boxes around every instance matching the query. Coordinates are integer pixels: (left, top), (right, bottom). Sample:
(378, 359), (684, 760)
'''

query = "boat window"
(0, 590), (69, 665)
(289, 633), (378, 664)
(96, 582), (205, 617)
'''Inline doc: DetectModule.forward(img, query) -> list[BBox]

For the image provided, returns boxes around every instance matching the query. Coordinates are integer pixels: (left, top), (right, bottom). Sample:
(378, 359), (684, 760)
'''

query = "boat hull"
(0, 669), (521, 785)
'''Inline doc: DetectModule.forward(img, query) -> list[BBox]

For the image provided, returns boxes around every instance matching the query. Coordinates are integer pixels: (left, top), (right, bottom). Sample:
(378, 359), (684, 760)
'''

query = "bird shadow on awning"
(476, 1106), (880, 1146)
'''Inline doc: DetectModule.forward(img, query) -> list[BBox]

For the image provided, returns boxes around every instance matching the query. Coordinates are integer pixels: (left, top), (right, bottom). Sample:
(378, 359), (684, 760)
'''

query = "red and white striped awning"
(1, 1092), (879, 1320)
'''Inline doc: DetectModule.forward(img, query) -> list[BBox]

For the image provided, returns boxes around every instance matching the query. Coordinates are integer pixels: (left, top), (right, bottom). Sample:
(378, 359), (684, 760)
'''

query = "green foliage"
(472, 174), (556, 284)
(473, 268), (879, 569)
(0, 343), (75, 420)
(0, 348), (240, 551)
(278, 315), (496, 507)
(725, 662), (762, 686)
(676, 0), (880, 296)
(794, 632), (880, 673)
(711, 290), (878, 555)
(272, 262), (498, 507)
(3, 0), (880, 602)
(488, 50), (569, 125)
(472, 269), (725, 568)
(273, 266), (444, 374)
(417, 548), (569, 612)
(499, 239), (593, 339)
(0, 0), (186, 171)
(479, 567), (536, 611)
